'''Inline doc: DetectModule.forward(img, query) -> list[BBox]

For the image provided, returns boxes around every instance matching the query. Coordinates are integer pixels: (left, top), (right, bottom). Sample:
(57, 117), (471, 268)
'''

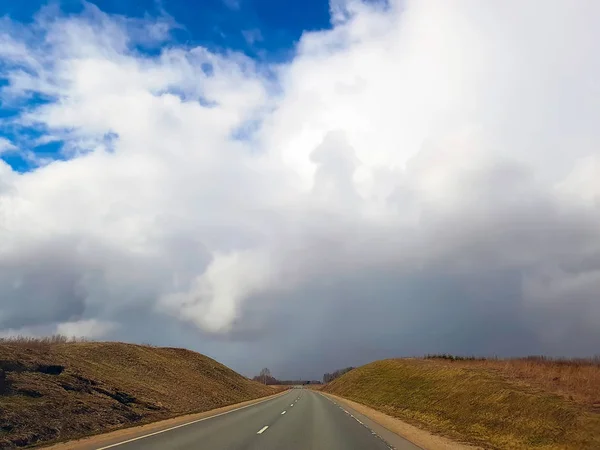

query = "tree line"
(252, 368), (321, 385)
(251, 366), (357, 385)
(322, 366), (355, 383)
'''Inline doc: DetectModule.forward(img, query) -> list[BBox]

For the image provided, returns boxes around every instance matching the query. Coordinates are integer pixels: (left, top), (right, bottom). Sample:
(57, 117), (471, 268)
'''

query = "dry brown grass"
(323, 358), (600, 449)
(0, 341), (273, 448)
(466, 358), (600, 410)
(423, 355), (600, 410)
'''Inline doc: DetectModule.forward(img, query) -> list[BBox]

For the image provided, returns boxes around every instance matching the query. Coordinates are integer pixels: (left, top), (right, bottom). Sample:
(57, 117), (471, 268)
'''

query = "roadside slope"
(0, 341), (272, 448)
(322, 358), (600, 449)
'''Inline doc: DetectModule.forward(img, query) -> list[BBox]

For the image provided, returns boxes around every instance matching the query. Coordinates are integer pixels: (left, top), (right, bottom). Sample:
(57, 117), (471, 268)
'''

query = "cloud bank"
(1, 0), (600, 377)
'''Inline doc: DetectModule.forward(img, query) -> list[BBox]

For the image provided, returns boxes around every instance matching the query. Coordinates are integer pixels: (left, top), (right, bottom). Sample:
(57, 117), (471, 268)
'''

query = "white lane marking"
(96, 392), (288, 449)
(318, 393), (395, 450)
(290, 404), (294, 407)
(257, 426), (269, 434)
(281, 410), (286, 415)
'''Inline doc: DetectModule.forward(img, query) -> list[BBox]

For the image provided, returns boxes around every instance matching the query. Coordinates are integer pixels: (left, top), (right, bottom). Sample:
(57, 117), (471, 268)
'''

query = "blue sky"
(0, 0), (333, 172)
(2, 0), (331, 57)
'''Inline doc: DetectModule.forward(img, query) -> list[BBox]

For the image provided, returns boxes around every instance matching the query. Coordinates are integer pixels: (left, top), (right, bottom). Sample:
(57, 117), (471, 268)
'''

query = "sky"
(1, 0), (600, 380)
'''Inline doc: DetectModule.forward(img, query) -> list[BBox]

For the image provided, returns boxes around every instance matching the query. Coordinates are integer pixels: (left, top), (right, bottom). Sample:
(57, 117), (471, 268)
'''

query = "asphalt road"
(97, 388), (421, 450)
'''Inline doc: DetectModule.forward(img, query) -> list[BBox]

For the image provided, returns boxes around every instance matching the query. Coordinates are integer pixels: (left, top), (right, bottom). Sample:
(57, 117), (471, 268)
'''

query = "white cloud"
(1, 0), (600, 368)
(0, 138), (15, 154)
(159, 250), (272, 332)
(56, 319), (117, 339)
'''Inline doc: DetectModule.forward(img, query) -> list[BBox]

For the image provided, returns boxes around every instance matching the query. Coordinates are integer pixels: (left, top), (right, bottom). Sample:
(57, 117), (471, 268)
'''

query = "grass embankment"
(322, 358), (600, 449)
(0, 338), (273, 448)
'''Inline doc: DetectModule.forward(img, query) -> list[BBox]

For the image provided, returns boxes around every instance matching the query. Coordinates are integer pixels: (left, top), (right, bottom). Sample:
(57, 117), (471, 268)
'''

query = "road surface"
(96, 388), (421, 450)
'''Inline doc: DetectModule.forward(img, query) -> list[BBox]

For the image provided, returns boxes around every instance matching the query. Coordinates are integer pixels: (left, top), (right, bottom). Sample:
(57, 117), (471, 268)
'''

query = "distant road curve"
(89, 388), (420, 450)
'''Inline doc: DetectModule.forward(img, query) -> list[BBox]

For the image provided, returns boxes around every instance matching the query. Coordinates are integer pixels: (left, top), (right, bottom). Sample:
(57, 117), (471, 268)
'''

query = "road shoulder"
(319, 392), (481, 450)
(43, 390), (288, 450)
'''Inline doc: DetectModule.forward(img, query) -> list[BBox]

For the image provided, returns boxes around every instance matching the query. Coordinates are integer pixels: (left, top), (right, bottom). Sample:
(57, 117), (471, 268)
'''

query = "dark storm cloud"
(0, 239), (87, 329)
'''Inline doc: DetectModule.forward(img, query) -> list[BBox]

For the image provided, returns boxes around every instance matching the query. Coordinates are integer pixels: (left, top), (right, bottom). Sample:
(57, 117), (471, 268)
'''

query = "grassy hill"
(0, 339), (273, 448)
(322, 357), (600, 449)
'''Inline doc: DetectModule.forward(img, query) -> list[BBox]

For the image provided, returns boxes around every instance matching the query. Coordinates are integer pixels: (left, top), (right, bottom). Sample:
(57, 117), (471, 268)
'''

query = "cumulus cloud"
(159, 250), (273, 332)
(1, 0), (600, 377)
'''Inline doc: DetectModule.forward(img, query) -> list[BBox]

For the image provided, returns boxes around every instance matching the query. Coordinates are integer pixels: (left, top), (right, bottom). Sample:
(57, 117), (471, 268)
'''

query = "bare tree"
(259, 368), (271, 385)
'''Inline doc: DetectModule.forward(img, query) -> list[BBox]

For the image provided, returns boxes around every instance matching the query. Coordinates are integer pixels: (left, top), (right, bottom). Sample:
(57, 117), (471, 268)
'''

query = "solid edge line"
(97, 392), (287, 449)
(318, 392), (423, 450)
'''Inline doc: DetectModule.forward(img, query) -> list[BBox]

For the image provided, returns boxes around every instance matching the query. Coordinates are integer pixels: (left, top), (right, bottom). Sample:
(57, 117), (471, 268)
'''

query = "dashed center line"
(281, 410), (286, 415)
(257, 426), (269, 434)
(290, 404), (294, 406)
